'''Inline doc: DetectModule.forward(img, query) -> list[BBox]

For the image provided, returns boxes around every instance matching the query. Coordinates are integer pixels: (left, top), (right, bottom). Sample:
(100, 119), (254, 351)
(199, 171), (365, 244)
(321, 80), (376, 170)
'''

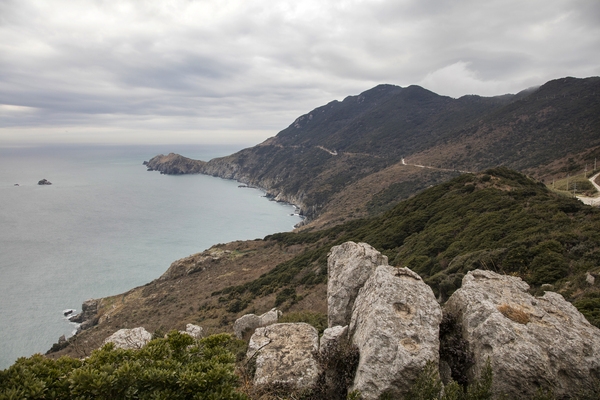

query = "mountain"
(146, 77), (600, 227)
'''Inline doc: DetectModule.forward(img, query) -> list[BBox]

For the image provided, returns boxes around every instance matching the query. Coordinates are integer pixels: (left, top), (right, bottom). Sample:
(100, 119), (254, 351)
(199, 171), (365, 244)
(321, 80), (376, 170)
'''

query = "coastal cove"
(0, 144), (302, 369)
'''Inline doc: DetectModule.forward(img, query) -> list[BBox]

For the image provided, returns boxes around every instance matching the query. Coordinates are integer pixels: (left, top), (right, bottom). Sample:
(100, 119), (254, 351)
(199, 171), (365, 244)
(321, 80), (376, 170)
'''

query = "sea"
(0, 144), (302, 370)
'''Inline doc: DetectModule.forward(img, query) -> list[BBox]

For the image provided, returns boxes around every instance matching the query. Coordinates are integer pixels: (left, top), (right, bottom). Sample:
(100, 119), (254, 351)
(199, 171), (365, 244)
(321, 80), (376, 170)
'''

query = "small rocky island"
(38, 179), (52, 185)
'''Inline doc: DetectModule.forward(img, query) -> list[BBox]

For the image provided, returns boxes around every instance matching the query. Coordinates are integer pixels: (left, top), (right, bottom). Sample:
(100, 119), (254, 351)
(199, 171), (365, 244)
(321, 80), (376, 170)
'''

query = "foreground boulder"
(247, 323), (320, 390)
(445, 269), (600, 399)
(233, 308), (281, 339)
(350, 265), (442, 399)
(328, 242), (388, 327)
(103, 327), (152, 350)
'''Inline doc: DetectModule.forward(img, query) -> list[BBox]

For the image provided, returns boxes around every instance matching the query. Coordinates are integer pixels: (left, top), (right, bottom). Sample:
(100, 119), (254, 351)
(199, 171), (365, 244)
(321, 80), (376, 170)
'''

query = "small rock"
(233, 308), (281, 339)
(319, 325), (348, 354)
(104, 327), (152, 350)
(247, 323), (320, 390)
(180, 323), (203, 339)
(586, 272), (595, 285)
(541, 283), (554, 291)
(37, 179), (52, 185)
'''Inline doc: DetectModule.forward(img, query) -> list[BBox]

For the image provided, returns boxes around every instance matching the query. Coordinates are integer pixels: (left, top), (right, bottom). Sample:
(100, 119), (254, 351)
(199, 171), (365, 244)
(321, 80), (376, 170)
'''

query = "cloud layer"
(1, 0), (599, 144)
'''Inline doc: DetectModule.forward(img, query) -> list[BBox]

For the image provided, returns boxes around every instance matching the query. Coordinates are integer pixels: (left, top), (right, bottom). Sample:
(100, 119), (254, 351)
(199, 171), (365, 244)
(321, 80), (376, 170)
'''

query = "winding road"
(576, 172), (600, 206)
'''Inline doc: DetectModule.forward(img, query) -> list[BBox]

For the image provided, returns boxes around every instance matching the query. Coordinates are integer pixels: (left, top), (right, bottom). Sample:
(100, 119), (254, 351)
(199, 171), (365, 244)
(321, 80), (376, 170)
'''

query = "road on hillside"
(576, 172), (600, 206)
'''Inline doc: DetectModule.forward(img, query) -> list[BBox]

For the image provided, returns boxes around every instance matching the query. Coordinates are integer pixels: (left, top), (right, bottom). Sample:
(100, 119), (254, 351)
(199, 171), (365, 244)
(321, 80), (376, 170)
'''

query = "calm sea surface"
(0, 144), (301, 369)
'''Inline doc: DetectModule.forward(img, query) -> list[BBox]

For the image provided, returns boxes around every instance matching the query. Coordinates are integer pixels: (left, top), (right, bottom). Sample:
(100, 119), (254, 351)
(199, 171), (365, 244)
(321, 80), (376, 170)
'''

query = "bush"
(0, 332), (248, 399)
(403, 359), (494, 400)
(279, 311), (327, 334)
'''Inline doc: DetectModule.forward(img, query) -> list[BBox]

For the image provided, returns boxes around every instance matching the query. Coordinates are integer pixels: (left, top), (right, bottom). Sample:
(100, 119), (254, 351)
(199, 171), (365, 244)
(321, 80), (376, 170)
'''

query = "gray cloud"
(0, 0), (599, 145)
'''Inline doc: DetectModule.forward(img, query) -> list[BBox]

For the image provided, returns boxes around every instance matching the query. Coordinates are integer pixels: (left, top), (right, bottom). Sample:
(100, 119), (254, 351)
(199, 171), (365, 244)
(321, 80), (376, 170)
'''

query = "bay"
(0, 144), (301, 369)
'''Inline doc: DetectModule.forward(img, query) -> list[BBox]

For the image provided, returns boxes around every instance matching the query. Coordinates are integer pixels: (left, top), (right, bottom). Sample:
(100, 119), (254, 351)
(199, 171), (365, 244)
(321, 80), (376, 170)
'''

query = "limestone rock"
(328, 242), (388, 328)
(233, 308), (281, 339)
(349, 265), (442, 399)
(586, 272), (595, 285)
(445, 269), (600, 399)
(104, 327), (152, 350)
(320, 325), (348, 354)
(180, 323), (203, 339)
(247, 323), (320, 390)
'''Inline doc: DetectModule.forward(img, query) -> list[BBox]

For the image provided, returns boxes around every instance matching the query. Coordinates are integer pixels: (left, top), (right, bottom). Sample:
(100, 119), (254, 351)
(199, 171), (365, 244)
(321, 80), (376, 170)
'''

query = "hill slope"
(49, 168), (600, 359)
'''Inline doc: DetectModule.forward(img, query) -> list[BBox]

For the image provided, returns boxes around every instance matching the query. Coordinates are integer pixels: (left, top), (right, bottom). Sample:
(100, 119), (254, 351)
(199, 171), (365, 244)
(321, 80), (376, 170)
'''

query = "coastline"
(0, 145), (302, 370)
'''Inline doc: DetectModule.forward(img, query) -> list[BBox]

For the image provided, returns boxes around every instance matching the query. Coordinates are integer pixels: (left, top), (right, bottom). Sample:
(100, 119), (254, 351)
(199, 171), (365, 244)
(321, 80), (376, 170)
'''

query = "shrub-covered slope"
(220, 168), (600, 327)
(48, 168), (600, 362)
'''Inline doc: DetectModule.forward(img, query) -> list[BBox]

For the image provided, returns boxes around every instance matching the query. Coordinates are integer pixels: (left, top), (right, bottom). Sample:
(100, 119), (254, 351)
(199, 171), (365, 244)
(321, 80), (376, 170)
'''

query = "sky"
(1, 0), (599, 146)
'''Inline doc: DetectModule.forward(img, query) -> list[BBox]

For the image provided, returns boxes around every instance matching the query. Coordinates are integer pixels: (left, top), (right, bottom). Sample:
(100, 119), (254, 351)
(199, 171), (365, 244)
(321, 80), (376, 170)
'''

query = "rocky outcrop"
(350, 265), (442, 399)
(247, 323), (320, 390)
(144, 153), (206, 175)
(445, 269), (600, 399)
(327, 242), (388, 328)
(38, 179), (52, 185)
(233, 308), (281, 339)
(103, 327), (152, 350)
(69, 299), (99, 331)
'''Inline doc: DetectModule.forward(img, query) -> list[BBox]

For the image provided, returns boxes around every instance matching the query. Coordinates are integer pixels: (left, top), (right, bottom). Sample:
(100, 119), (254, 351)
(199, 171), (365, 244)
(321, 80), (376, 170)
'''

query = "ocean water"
(0, 144), (301, 369)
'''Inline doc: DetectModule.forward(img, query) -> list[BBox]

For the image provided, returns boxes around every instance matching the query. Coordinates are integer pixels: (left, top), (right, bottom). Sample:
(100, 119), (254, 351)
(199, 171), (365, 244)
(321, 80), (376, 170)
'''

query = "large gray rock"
(247, 323), (320, 390)
(328, 242), (388, 328)
(445, 269), (600, 399)
(233, 308), (281, 339)
(349, 265), (442, 399)
(103, 327), (152, 350)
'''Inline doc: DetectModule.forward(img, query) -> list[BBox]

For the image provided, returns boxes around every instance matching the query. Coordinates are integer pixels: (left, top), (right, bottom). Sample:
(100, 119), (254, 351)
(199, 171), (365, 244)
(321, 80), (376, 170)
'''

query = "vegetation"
(0, 332), (247, 400)
(196, 77), (600, 219)
(403, 360), (493, 400)
(218, 167), (600, 327)
(278, 311), (328, 334)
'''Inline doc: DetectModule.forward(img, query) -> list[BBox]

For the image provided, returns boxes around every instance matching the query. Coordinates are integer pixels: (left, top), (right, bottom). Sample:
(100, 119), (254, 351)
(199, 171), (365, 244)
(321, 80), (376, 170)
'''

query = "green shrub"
(279, 311), (328, 334)
(0, 332), (248, 399)
(403, 359), (494, 400)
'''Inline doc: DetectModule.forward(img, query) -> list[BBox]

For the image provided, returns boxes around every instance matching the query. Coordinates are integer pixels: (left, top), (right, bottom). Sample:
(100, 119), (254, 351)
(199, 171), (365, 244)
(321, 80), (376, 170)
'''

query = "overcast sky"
(1, 0), (599, 146)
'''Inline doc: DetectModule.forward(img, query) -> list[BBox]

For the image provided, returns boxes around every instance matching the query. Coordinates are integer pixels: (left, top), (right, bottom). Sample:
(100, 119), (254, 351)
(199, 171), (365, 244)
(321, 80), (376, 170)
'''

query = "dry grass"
(497, 304), (530, 324)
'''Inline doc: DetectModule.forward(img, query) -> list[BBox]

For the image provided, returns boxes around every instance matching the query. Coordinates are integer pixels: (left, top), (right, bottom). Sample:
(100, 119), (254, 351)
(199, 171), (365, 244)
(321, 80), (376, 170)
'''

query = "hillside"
(146, 76), (600, 226)
(48, 168), (600, 360)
